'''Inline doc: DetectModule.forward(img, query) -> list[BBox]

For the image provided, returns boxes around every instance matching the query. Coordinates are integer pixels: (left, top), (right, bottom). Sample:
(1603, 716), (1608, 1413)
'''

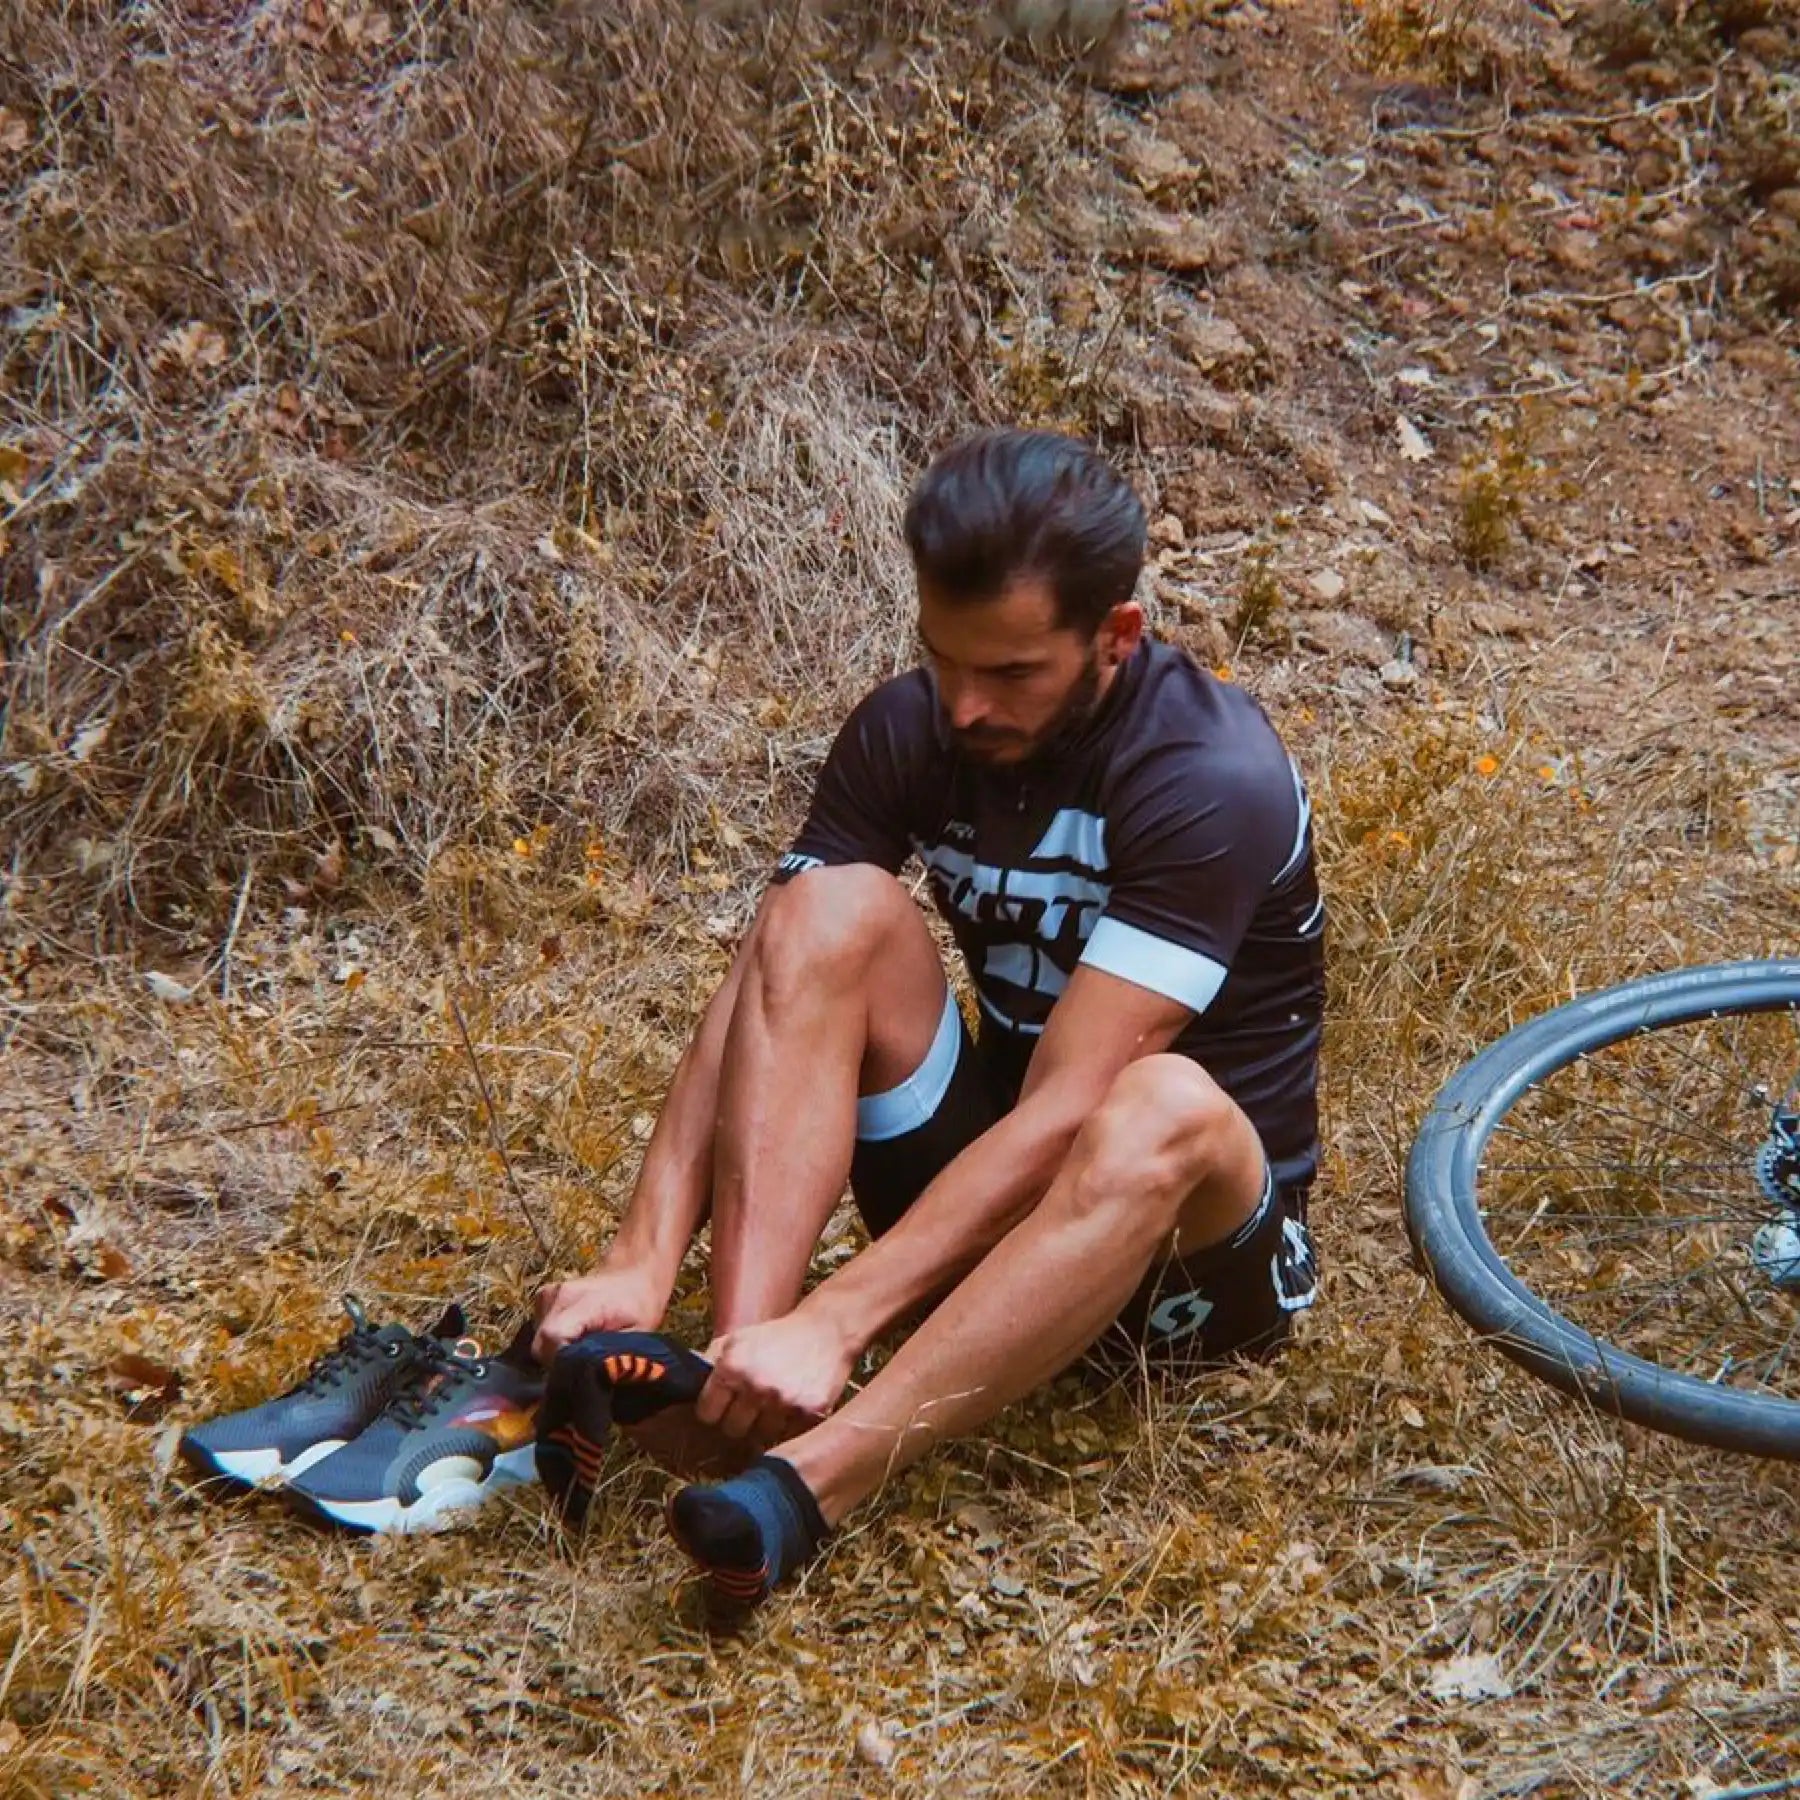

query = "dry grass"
(4, 0), (1800, 1796)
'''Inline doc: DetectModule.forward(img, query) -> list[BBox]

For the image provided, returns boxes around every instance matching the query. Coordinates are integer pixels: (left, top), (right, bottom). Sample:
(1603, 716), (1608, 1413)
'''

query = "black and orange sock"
(666, 1456), (831, 1607)
(537, 1330), (713, 1525)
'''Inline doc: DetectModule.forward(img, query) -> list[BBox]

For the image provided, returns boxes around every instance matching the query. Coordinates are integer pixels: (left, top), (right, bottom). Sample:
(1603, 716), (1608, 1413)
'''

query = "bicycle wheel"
(1404, 960), (1800, 1458)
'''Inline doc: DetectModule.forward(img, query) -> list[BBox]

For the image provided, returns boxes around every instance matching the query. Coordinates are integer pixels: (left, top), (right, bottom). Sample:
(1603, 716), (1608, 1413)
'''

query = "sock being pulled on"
(666, 1455), (831, 1606)
(537, 1329), (713, 1524)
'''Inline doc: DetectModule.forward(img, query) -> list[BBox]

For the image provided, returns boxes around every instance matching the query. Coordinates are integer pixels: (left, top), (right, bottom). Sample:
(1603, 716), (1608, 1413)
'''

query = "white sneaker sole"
(296, 1446), (539, 1535)
(188, 1439), (347, 1487)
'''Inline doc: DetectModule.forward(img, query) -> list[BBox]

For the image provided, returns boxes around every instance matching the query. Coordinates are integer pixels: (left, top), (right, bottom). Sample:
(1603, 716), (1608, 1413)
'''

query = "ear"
(1098, 600), (1144, 666)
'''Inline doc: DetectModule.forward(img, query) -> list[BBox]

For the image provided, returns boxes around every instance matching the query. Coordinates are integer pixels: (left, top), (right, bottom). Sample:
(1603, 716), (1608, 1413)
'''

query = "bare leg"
(708, 865), (951, 1329)
(626, 864), (948, 1471)
(773, 1056), (1268, 1523)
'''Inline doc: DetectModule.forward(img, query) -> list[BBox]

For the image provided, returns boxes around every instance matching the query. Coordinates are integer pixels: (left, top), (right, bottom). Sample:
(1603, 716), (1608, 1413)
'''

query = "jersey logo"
(917, 809), (1112, 1013)
(1146, 1289), (1215, 1343)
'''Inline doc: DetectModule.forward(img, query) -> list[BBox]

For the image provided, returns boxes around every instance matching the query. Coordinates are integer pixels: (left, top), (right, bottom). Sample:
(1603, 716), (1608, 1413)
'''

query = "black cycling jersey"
(773, 637), (1326, 1182)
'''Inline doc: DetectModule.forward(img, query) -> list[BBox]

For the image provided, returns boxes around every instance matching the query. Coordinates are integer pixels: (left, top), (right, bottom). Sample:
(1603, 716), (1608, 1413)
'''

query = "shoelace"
(293, 1324), (401, 1397)
(381, 1337), (487, 1431)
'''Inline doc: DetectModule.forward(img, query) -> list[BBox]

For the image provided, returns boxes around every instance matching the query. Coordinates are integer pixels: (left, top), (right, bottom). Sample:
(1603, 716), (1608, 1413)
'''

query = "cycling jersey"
(773, 637), (1326, 1182)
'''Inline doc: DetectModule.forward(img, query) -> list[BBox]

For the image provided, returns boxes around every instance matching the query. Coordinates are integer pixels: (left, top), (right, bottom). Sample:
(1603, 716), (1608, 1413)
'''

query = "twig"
(1702, 1775), (1800, 1800)
(1528, 266), (1717, 311)
(212, 858), (254, 1003)
(147, 1101), (369, 1148)
(1523, 87), (1718, 132)
(448, 990), (550, 1258)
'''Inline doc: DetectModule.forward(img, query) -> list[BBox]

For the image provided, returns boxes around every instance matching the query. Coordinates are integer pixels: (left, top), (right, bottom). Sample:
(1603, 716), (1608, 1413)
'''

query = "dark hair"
(902, 429), (1147, 635)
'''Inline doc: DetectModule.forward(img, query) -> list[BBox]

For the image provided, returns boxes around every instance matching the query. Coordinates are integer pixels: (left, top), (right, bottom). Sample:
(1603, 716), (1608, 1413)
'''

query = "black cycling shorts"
(848, 990), (1320, 1368)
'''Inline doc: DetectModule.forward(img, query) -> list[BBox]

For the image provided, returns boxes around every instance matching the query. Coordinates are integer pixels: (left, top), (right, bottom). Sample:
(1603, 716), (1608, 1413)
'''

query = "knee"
(1059, 1057), (1237, 1238)
(750, 864), (914, 1005)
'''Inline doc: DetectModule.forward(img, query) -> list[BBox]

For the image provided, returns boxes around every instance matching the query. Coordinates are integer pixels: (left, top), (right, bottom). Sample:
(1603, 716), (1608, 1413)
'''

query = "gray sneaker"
(179, 1296), (464, 1489)
(283, 1320), (543, 1535)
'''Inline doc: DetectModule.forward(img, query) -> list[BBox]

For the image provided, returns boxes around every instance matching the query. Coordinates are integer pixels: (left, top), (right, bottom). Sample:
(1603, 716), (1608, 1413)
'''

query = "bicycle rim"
(1404, 960), (1800, 1459)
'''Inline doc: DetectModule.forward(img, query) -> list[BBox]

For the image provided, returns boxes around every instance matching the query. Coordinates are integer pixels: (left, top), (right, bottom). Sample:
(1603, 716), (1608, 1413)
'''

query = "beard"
(948, 646), (1105, 766)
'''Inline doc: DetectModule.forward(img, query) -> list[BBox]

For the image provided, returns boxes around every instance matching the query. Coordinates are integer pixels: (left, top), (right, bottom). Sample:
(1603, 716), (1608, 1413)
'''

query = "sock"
(537, 1330), (713, 1525)
(666, 1455), (831, 1606)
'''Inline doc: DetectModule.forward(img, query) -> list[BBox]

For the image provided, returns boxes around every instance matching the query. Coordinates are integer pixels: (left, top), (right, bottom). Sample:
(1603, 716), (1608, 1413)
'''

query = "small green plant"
(1757, 236), (1800, 318)
(1230, 541), (1287, 645)
(1342, 0), (1493, 86)
(1454, 415), (1541, 571)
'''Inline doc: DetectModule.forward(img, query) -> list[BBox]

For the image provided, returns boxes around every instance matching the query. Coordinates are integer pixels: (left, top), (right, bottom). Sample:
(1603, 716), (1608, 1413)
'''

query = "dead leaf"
(955, 1501), (1005, 1553)
(1391, 1463), (1475, 1492)
(68, 719), (111, 763)
(154, 321), (229, 372)
(1467, 602), (1530, 638)
(1396, 1398), (1426, 1429)
(1429, 1651), (1511, 1703)
(1395, 1770), (1479, 1800)
(0, 107), (29, 155)
(1396, 415), (1434, 462)
(106, 1353), (183, 1421)
(144, 971), (197, 1004)
(94, 1242), (133, 1281)
(854, 1720), (897, 1770)
(344, 8), (393, 47)
(1277, 1540), (1327, 1584)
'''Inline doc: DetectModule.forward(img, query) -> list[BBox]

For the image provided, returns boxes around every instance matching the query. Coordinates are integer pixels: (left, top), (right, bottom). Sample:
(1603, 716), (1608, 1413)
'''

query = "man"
(532, 428), (1325, 1602)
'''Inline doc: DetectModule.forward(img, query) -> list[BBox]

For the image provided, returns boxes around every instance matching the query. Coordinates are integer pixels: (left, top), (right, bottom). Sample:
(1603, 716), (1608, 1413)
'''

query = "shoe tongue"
(341, 1294), (372, 1332)
(426, 1301), (468, 1339)
(494, 1317), (538, 1368)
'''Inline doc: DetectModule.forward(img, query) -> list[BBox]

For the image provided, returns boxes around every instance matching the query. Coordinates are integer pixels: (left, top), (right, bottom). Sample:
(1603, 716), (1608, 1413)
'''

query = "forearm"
(801, 1090), (1087, 1356)
(604, 941), (752, 1293)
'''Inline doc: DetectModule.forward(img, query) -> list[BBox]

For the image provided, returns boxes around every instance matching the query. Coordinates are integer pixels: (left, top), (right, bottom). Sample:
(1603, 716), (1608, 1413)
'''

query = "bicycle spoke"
(1528, 1068), (1750, 1161)
(1480, 1144), (1768, 1218)
(1742, 1309), (1800, 1388)
(1484, 1156), (1750, 1174)
(1482, 1209), (1770, 1234)
(1618, 1011), (1795, 1120)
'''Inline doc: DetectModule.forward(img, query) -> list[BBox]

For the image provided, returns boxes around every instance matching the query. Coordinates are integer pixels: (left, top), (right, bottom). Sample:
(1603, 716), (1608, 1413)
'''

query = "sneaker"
(179, 1296), (463, 1490)
(284, 1322), (543, 1534)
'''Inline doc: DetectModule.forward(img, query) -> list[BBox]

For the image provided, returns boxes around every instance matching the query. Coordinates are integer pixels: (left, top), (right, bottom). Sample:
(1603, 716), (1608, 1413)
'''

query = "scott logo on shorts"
(1146, 1290), (1215, 1343)
(1274, 1217), (1319, 1312)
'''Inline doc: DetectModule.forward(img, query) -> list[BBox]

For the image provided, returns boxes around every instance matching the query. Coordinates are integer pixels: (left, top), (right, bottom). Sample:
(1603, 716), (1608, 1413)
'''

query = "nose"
(943, 678), (991, 733)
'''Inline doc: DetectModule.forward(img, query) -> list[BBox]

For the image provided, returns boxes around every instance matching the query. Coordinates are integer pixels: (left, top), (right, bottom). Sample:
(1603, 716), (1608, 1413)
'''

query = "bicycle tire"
(1404, 958), (1800, 1459)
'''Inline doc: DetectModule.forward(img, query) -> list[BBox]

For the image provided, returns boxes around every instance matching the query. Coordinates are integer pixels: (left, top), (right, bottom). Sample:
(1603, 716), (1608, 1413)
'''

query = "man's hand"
(531, 1263), (667, 1364)
(696, 1310), (858, 1447)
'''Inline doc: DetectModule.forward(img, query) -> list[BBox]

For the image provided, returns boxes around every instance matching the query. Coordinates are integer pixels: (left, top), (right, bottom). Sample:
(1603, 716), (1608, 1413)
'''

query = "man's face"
(916, 577), (1141, 767)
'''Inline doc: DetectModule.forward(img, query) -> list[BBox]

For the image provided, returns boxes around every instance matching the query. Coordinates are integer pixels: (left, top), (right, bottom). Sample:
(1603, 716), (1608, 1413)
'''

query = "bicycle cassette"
(1755, 1126), (1800, 1212)
(1752, 1217), (1800, 1290)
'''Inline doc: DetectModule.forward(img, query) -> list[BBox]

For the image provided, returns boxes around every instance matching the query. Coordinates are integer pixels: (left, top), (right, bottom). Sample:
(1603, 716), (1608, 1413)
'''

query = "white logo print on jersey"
(916, 809), (1111, 1013)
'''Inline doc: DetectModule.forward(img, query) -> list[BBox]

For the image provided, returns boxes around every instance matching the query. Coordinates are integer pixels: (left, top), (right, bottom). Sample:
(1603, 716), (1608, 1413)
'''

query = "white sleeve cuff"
(1080, 917), (1229, 1014)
